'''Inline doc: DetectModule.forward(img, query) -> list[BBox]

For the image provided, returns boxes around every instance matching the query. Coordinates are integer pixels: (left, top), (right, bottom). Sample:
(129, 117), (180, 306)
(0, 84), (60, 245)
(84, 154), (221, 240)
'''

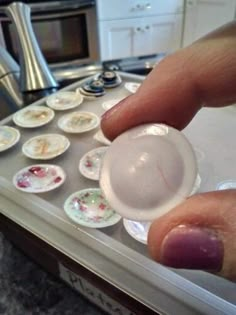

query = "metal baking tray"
(0, 72), (235, 315)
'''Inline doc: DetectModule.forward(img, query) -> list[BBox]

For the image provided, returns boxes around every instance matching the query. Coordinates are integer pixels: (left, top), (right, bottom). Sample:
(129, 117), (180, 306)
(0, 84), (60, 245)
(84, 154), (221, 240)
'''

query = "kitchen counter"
(0, 231), (106, 315)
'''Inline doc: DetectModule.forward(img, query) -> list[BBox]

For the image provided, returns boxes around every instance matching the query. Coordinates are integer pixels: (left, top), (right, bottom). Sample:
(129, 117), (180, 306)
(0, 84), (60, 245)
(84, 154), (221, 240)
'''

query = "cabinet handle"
(187, 0), (194, 6)
(145, 25), (150, 30)
(136, 27), (141, 32)
(131, 3), (151, 11)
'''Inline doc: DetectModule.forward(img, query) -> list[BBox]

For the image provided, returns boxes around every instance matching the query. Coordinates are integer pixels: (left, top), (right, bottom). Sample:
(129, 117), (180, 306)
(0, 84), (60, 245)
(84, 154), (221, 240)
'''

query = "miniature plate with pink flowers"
(64, 188), (121, 228)
(79, 146), (108, 181)
(13, 164), (66, 193)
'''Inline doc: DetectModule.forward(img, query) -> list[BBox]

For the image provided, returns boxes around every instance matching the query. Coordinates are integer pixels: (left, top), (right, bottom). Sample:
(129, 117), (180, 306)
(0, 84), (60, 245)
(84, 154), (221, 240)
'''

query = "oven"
(0, 0), (100, 82)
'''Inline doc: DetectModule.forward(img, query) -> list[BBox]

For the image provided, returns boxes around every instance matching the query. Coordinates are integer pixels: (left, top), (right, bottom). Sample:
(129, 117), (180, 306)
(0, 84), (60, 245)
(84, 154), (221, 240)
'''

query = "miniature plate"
(93, 129), (111, 146)
(64, 188), (122, 228)
(13, 164), (66, 193)
(0, 126), (20, 152)
(22, 134), (70, 160)
(79, 146), (108, 181)
(124, 82), (141, 94)
(58, 111), (100, 133)
(13, 105), (55, 128)
(46, 91), (83, 110)
(102, 98), (123, 111)
(100, 124), (198, 221)
(123, 219), (151, 244)
(216, 180), (236, 190)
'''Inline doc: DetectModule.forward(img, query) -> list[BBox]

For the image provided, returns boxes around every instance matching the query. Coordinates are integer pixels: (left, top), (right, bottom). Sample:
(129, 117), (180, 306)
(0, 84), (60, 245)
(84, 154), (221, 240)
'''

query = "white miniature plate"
(123, 219), (151, 244)
(216, 180), (236, 190)
(22, 134), (70, 160)
(124, 82), (141, 94)
(46, 91), (83, 110)
(13, 164), (66, 193)
(64, 188), (122, 228)
(58, 111), (100, 134)
(79, 146), (108, 181)
(0, 126), (20, 152)
(93, 129), (111, 146)
(102, 98), (123, 111)
(100, 124), (198, 221)
(13, 105), (55, 128)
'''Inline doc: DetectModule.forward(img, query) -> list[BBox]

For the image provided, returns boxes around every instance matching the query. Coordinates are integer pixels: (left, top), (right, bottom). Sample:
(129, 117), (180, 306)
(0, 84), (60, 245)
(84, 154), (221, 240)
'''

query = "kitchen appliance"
(0, 72), (236, 315)
(0, 0), (100, 82)
(0, 2), (59, 120)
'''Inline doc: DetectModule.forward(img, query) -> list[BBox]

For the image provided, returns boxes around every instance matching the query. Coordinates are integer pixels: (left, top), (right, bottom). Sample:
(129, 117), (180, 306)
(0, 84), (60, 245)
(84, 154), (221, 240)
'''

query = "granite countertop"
(0, 232), (107, 315)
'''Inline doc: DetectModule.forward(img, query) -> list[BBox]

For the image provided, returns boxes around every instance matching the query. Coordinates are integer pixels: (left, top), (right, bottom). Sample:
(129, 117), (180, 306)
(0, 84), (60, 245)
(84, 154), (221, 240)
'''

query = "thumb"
(148, 190), (236, 281)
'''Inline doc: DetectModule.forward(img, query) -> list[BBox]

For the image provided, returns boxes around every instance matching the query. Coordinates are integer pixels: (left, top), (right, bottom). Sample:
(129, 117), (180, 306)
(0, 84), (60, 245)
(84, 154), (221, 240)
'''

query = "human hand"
(101, 22), (236, 281)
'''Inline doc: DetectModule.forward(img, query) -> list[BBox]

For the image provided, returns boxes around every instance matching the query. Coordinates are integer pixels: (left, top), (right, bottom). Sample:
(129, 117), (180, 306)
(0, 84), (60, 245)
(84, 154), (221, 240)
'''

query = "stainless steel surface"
(0, 72), (235, 315)
(5, 2), (58, 92)
(0, 1), (95, 14)
(0, 45), (19, 77)
(0, 46), (23, 117)
(53, 63), (103, 82)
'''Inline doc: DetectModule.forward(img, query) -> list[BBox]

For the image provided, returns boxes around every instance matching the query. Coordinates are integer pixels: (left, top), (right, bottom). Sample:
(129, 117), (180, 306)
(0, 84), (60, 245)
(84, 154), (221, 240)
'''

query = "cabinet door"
(97, 0), (184, 20)
(99, 15), (183, 61)
(183, 0), (236, 46)
(99, 19), (136, 61)
(144, 14), (183, 55)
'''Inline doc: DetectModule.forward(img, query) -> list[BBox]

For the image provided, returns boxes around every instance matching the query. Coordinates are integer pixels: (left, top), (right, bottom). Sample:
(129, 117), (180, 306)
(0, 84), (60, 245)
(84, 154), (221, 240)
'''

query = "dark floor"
(0, 232), (106, 315)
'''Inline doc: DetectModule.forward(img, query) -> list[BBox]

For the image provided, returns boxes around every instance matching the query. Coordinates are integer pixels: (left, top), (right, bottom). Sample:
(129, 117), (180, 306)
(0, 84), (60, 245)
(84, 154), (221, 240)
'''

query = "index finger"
(101, 22), (236, 140)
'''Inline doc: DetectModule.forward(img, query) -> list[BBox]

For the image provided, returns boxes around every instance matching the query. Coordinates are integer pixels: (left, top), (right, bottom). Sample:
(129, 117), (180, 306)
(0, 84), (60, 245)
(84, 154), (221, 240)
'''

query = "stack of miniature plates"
(79, 79), (105, 98)
(95, 71), (122, 88)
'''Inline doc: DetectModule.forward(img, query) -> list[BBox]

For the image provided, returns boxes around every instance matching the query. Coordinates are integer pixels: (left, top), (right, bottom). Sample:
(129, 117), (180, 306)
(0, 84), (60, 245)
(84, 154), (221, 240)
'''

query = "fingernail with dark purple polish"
(160, 225), (224, 271)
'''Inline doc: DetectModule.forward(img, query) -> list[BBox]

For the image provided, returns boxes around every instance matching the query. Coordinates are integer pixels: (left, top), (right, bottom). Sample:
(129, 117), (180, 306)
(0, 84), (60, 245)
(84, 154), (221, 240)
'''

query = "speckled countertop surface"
(0, 232), (107, 315)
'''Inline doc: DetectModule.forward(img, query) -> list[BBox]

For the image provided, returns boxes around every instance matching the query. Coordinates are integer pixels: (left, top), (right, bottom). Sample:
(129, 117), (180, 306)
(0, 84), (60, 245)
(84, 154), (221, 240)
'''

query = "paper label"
(59, 263), (136, 315)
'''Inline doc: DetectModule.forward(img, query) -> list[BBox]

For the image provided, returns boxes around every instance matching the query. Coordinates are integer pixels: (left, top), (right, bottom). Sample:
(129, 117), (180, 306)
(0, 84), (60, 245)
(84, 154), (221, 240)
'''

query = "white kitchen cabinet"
(183, 0), (236, 46)
(99, 14), (183, 61)
(97, 0), (184, 20)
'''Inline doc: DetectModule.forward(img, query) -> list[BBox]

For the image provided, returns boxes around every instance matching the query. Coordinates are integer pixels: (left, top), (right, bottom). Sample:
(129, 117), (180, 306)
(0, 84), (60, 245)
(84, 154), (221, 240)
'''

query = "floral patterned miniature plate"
(93, 129), (111, 146)
(13, 105), (55, 128)
(46, 91), (83, 111)
(102, 98), (123, 111)
(124, 82), (141, 94)
(64, 188), (122, 228)
(58, 111), (100, 133)
(123, 219), (151, 244)
(0, 126), (20, 152)
(13, 164), (66, 193)
(79, 146), (108, 181)
(22, 134), (70, 160)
